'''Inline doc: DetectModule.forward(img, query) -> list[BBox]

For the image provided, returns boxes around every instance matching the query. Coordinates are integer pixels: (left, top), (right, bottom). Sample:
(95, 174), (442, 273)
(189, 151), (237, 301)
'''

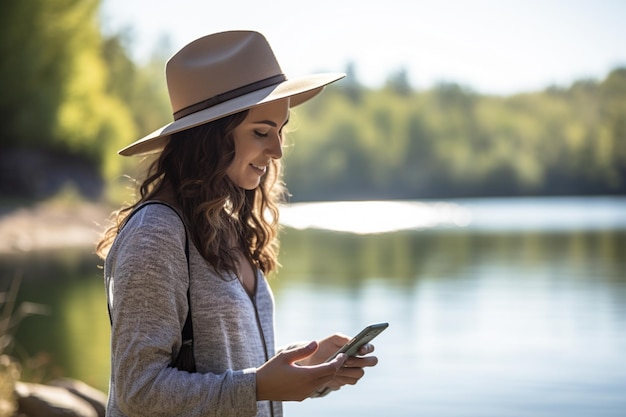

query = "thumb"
(284, 341), (318, 364)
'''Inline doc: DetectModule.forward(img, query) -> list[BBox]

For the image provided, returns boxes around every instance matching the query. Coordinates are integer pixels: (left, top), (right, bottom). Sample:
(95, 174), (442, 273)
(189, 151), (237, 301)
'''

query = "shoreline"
(0, 201), (113, 254)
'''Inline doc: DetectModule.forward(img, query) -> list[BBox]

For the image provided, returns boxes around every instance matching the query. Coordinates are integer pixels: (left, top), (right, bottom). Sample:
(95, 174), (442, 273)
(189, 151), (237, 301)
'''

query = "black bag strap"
(107, 201), (193, 345)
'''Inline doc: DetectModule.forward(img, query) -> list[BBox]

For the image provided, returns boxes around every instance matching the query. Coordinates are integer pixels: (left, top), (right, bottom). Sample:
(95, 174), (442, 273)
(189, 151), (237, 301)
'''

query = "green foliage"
(1, 1), (624, 201)
(284, 69), (626, 200)
(0, 0), (73, 148)
(0, 0), (168, 203)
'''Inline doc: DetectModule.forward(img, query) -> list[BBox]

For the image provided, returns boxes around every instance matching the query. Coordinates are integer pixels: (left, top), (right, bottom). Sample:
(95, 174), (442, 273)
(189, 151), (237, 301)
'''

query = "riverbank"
(0, 201), (112, 254)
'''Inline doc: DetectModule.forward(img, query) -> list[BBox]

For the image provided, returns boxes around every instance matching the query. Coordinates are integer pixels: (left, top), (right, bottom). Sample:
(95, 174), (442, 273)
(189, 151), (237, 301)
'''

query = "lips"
(250, 163), (267, 174)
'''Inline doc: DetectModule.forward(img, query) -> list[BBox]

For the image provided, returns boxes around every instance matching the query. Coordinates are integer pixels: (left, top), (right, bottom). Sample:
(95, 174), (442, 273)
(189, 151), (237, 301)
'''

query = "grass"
(0, 274), (50, 416)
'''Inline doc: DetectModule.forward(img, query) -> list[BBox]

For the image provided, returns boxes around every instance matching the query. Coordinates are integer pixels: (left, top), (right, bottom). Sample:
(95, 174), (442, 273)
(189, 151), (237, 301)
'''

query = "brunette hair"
(96, 110), (286, 276)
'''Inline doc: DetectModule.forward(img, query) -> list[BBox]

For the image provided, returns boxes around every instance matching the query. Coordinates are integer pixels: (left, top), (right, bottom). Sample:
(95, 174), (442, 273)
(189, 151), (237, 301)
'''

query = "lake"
(1, 196), (625, 416)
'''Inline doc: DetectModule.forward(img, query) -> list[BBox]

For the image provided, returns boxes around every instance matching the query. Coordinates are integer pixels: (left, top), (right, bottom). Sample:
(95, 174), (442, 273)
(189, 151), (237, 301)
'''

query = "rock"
(14, 379), (106, 417)
(50, 379), (106, 417)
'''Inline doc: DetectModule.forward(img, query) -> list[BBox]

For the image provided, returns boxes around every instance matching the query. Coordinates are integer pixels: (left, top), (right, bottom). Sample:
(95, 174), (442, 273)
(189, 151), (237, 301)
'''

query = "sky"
(99, 0), (626, 95)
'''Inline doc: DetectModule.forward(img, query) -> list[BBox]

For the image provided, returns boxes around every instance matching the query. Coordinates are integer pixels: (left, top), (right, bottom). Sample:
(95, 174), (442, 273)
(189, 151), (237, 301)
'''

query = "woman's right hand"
(255, 341), (347, 401)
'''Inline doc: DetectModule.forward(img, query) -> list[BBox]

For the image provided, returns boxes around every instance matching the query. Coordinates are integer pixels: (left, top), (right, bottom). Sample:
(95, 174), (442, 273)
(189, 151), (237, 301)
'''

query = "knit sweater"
(104, 203), (281, 417)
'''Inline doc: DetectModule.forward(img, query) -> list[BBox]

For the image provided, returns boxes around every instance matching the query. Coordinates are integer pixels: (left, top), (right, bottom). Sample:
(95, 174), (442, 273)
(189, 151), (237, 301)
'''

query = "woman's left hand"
(297, 334), (379, 394)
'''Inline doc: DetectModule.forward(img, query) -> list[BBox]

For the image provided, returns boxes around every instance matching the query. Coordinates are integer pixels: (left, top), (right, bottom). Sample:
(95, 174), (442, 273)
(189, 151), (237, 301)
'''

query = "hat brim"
(118, 72), (345, 156)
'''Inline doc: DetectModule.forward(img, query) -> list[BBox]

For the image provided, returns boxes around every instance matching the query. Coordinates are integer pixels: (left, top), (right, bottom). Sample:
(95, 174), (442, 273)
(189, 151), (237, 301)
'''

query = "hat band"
(173, 74), (287, 120)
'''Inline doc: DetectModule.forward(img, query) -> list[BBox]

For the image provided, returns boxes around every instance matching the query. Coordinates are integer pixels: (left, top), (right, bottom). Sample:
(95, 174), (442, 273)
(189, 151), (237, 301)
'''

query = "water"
(1, 197), (625, 416)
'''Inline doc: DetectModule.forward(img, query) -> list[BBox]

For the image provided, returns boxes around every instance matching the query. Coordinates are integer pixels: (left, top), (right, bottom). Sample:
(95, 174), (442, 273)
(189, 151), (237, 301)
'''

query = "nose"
(266, 133), (283, 160)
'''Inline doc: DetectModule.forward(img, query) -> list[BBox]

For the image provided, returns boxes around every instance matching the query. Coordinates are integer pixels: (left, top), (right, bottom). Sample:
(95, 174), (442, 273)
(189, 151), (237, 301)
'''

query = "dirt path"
(0, 201), (113, 254)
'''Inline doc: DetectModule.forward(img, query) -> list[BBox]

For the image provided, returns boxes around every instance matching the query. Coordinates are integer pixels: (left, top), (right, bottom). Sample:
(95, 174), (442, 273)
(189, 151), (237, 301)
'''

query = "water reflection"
(0, 250), (109, 389)
(1, 202), (625, 416)
(274, 228), (626, 417)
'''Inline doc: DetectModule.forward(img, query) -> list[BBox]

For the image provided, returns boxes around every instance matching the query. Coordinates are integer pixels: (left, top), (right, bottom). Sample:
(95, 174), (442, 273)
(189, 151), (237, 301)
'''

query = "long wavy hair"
(96, 110), (286, 276)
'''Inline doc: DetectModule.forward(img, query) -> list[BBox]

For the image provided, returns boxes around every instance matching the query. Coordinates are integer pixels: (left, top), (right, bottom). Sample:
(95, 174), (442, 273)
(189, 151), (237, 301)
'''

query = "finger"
(283, 341), (318, 365)
(320, 352), (347, 372)
(325, 372), (364, 390)
(327, 374), (361, 388)
(335, 366), (365, 381)
(343, 355), (378, 368)
(308, 353), (348, 387)
(357, 343), (375, 355)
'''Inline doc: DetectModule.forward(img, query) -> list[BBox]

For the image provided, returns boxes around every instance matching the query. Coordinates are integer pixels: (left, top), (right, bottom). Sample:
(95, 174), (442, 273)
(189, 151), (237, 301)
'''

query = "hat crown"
(166, 31), (283, 115)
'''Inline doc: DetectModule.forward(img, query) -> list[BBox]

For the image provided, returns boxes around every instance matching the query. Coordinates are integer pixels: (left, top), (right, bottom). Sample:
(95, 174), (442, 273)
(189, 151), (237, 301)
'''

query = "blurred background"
(0, 0), (625, 416)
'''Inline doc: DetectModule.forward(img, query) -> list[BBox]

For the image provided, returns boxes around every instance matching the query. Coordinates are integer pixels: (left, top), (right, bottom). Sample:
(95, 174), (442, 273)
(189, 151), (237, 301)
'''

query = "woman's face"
(226, 98), (290, 190)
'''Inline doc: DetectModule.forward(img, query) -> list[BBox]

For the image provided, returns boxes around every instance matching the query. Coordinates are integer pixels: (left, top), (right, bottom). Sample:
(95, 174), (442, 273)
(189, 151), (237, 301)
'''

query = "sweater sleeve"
(106, 204), (258, 417)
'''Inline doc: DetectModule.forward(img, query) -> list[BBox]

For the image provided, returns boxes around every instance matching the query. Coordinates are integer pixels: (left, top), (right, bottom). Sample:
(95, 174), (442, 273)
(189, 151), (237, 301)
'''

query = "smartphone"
(324, 322), (389, 362)
(312, 322), (388, 397)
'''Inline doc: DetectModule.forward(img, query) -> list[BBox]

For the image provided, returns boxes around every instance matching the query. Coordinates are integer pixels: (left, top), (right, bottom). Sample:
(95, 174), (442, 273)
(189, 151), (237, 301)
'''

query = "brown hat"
(119, 30), (345, 156)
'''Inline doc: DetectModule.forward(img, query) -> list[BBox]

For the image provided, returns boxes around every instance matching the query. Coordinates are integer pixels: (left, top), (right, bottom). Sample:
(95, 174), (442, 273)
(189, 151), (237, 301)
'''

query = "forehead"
(245, 98), (290, 125)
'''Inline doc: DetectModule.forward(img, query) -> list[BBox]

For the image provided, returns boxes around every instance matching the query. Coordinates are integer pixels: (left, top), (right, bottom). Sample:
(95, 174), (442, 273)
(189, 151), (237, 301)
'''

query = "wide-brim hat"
(119, 30), (345, 156)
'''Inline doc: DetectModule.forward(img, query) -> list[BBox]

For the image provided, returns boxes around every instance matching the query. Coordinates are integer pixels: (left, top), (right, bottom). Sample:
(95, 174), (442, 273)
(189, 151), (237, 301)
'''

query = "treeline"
(284, 68), (626, 201)
(1, 0), (624, 202)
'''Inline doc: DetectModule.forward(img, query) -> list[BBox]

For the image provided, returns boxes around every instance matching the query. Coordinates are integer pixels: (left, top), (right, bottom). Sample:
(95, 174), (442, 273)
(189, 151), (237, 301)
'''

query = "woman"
(96, 31), (378, 417)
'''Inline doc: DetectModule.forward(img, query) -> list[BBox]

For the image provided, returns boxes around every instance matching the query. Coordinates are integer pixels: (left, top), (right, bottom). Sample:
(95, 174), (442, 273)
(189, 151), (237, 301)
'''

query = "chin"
(241, 182), (261, 190)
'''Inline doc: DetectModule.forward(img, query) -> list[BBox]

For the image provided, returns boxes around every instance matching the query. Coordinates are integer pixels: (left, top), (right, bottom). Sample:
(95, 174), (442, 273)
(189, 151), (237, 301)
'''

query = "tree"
(0, 0), (134, 161)
(385, 68), (412, 96)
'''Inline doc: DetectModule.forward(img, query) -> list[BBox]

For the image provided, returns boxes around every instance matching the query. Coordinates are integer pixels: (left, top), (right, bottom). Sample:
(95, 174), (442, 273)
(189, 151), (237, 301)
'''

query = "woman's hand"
(256, 341), (348, 401)
(306, 334), (379, 395)
(295, 334), (347, 366)
(256, 334), (379, 401)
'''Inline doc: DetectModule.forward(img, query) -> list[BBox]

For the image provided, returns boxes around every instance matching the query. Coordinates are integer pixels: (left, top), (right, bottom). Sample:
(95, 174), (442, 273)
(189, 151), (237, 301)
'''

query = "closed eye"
(254, 130), (269, 138)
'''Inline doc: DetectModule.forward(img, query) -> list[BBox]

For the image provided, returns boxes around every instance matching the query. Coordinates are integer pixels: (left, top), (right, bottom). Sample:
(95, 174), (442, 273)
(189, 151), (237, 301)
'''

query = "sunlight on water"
(280, 197), (626, 233)
(280, 200), (471, 233)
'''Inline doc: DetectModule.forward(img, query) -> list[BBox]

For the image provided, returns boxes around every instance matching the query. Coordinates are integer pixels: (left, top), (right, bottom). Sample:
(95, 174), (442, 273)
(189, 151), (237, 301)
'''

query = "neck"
(150, 183), (179, 208)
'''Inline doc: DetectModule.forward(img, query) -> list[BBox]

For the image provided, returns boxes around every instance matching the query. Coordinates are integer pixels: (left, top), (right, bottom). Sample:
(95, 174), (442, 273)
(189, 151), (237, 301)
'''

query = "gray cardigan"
(105, 203), (281, 416)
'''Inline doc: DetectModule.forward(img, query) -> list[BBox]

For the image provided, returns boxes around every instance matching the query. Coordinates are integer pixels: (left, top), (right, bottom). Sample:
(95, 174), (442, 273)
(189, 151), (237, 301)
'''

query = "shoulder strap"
(107, 201), (193, 345)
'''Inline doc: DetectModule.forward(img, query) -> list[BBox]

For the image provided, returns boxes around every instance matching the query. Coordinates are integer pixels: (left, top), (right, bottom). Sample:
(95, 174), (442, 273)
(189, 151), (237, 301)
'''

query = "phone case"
(326, 322), (389, 361)
(313, 322), (389, 398)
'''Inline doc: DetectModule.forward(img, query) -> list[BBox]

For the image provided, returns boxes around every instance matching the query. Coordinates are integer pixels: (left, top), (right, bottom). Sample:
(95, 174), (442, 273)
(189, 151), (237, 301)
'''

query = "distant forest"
(285, 66), (626, 200)
(1, 0), (624, 202)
